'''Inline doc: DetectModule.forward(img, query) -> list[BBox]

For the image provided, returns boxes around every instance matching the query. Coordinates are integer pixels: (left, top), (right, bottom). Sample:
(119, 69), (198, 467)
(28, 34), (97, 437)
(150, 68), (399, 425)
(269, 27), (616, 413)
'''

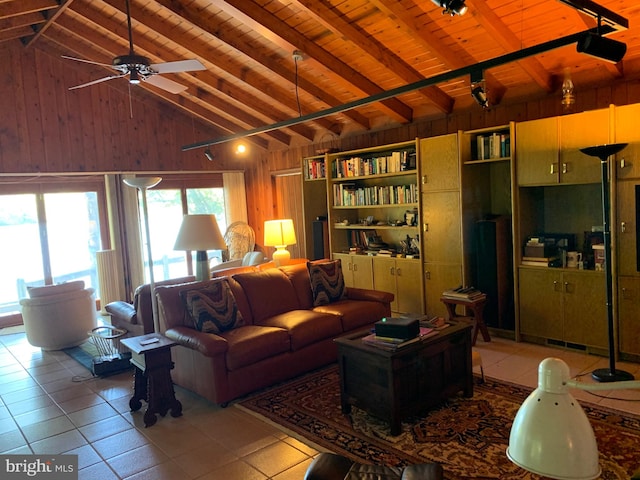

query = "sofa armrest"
(346, 287), (394, 304)
(105, 301), (137, 325)
(165, 326), (229, 357)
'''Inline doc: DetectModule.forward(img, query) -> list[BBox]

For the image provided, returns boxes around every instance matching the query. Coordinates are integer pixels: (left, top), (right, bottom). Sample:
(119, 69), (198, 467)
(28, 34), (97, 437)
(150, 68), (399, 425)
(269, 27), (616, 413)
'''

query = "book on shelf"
(442, 286), (486, 301)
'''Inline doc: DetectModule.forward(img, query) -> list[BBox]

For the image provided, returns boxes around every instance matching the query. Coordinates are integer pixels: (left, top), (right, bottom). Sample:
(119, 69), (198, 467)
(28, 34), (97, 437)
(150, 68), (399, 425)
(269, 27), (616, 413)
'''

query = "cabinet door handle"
(564, 281), (570, 293)
(620, 158), (627, 169)
(422, 175), (427, 184)
(353, 264), (358, 272)
(550, 163), (557, 174)
(425, 271), (431, 280)
(390, 267), (395, 275)
(396, 268), (402, 276)
(423, 223), (429, 232)
(553, 280), (560, 292)
(621, 221), (627, 233)
(562, 162), (568, 174)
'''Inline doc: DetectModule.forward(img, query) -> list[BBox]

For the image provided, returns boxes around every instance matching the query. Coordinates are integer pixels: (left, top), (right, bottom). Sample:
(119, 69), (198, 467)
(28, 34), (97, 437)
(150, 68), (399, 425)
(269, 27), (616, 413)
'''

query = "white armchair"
(210, 251), (266, 273)
(20, 281), (98, 350)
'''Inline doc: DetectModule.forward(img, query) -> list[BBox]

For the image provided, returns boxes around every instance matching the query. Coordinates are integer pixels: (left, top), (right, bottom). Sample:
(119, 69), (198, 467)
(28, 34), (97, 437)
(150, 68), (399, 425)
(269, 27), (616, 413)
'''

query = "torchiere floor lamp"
(579, 143), (633, 382)
(123, 176), (162, 332)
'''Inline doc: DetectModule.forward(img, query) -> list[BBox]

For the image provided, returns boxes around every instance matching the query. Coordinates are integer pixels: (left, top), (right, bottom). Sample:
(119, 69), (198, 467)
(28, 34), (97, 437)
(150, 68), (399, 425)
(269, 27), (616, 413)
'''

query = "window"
(138, 176), (226, 282)
(0, 179), (107, 313)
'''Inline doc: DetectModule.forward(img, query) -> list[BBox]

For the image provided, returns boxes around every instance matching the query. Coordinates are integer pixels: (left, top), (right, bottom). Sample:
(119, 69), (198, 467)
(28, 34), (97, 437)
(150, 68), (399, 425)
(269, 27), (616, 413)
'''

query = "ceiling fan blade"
(143, 74), (188, 94)
(62, 55), (114, 68)
(69, 74), (126, 90)
(149, 59), (205, 74)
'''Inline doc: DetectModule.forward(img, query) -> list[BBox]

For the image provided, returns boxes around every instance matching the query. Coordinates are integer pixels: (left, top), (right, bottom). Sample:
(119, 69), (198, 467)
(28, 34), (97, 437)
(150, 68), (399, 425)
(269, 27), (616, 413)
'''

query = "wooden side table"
(120, 333), (182, 427)
(440, 295), (491, 346)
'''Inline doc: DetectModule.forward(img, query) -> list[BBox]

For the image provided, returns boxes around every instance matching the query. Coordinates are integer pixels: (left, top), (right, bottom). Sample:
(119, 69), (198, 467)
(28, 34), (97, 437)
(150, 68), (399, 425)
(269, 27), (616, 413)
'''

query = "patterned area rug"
(237, 365), (640, 479)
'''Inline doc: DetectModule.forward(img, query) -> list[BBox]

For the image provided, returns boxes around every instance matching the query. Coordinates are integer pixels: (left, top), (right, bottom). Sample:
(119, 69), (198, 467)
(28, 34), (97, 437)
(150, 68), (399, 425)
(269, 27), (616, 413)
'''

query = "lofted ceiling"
(1, 0), (640, 151)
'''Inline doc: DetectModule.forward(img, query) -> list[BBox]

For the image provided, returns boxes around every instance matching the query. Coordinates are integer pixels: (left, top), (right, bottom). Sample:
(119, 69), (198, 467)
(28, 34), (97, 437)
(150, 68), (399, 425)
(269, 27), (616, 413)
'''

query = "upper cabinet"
(614, 103), (640, 180)
(516, 109), (610, 186)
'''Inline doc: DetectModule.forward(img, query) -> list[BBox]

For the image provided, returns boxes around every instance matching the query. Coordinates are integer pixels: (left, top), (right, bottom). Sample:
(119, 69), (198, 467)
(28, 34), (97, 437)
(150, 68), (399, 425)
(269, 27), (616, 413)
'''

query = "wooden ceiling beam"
(58, 5), (293, 145)
(293, 0), (453, 114)
(0, 0), (58, 20)
(23, 0), (76, 48)
(466, 0), (553, 91)
(117, 0), (316, 141)
(214, 0), (414, 123)
(373, 0), (506, 100)
(151, 0), (368, 131)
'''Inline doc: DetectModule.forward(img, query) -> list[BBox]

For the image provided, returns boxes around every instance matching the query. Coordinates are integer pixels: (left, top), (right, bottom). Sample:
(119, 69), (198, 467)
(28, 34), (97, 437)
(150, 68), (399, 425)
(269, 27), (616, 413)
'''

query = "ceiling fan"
(64, 0), (205, 94)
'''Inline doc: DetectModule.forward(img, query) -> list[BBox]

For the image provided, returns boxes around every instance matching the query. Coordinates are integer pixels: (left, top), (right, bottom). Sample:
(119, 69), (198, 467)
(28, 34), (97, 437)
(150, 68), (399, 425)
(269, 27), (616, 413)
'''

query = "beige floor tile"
(30, 429), (87, 455)
(78, 415), (133, 443)
(105, 443), (170, 478)
(20, 415), (76, 444)
(123, 460), (193, 480)
(244, 441), (310, 477)
(172, 442), (238, 478)
(91, 427), (151, 460)
(198, 459), (268, 480)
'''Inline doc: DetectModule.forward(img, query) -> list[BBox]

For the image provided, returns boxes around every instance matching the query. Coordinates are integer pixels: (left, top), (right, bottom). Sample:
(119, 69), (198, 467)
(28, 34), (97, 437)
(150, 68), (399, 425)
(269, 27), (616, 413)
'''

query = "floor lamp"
(579, 143), (633, 382)
(123, 176), (162, 332)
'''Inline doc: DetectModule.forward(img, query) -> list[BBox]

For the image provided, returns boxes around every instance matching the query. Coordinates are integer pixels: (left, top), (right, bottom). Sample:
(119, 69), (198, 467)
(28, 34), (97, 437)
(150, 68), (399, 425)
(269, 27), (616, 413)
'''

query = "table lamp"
(507, 357), (640, 479)
(264, 219), (296, 266)
(174, 214), (226, 281)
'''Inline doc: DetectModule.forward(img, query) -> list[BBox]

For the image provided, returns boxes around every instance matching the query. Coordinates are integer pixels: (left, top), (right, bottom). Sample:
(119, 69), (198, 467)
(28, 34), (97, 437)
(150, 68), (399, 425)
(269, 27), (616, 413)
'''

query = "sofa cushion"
(233, 269), (300, 324)
(279, 263), (314, 309)
(258, 310), (343, 351)
(180, 279), (245, 334)
(221, 325), (290, 370)
(308, 259), (347, 307)
(313, 299), (388, 331)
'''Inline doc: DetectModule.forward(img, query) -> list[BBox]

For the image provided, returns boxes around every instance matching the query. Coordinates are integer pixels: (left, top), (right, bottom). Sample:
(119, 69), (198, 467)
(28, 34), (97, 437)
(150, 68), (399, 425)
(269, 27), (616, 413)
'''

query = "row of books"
(333, 183), (418, 207)
(474, 132), (510, 160)
(305, 159), (326, 180)
(333, 150), (416, 178)
(442, 286), (486, 301)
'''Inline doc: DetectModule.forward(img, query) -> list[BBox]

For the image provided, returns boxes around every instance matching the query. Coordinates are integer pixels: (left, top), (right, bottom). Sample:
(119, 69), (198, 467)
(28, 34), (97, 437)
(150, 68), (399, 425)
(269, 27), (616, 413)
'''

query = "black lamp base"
(592, 367), (635, 382)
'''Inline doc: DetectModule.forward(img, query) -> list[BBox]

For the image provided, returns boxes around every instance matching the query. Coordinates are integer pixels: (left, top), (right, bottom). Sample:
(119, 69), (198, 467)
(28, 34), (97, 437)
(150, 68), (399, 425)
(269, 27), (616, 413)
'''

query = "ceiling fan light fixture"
(129, 68), (141, 84)
(431, 0), (468, 16)
(576, 32), (627, 63)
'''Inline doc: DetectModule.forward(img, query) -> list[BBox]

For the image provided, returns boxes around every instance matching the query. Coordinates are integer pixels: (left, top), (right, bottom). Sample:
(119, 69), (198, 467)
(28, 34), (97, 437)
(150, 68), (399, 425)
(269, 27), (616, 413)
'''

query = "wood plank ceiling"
(1, 0), (639, 151)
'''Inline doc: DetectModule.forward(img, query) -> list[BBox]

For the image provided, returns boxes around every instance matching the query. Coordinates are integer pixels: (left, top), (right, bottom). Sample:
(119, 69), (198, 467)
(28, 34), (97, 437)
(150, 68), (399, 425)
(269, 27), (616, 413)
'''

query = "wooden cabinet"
(614, 103), (640, 180)
(516, 110), (609, 186)
(518, 268), (563, 340)
(420, 134), (463, 317)
(373, 257), (423, 313)
(618, 276), (640, 356)
(333, 253), (374, 290)
(518, 267), (606, 349)
(616, 179), (638, 276)
(424, 263), (462, 319)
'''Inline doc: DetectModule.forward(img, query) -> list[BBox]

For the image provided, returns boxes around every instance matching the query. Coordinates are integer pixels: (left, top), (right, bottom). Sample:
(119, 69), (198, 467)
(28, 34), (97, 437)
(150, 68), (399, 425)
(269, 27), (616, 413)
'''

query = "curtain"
(223, 172), (248, 225)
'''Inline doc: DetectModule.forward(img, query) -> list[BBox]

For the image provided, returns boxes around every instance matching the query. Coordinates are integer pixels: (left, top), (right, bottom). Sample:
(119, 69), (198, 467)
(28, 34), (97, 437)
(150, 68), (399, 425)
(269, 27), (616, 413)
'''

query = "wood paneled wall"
(0, 42), (233, 174)
(3, 41), (640, 257)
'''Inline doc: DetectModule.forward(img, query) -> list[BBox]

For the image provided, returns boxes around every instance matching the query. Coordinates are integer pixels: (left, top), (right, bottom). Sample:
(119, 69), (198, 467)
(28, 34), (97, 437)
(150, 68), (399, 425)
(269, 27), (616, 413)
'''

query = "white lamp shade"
(174, 214), (226, 251)
(122, 176), (162, 189)
(264, 219), (296, 247)
(506, 358), (601, 480)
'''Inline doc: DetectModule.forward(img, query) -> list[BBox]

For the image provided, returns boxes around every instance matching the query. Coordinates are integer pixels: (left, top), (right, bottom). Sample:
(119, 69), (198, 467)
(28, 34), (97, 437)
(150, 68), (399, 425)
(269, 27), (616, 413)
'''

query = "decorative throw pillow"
(308, 259), (347, 307)
(180, 279), (245, 334)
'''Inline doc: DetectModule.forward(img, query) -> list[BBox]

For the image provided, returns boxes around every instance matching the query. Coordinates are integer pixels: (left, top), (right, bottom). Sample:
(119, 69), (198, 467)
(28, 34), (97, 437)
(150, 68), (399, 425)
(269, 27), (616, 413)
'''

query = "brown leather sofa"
(155, 261), (394, 406)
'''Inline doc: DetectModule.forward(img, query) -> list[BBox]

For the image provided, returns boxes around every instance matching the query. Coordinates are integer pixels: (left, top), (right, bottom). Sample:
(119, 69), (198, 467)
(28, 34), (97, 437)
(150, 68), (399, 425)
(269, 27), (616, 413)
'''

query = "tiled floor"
(1, 326), (639, 480)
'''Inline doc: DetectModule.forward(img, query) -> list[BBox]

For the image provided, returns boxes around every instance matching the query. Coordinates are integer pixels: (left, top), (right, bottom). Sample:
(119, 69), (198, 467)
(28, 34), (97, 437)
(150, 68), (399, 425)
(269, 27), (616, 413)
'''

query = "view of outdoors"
(0, 192), (100, 313)
(0, 182), (225, 314)
(143, 186), (227, 282)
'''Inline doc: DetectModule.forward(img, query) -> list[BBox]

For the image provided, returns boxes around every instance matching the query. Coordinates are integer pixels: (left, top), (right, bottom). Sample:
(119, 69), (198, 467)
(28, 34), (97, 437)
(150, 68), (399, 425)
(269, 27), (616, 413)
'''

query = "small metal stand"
(88, 326), (131, 376)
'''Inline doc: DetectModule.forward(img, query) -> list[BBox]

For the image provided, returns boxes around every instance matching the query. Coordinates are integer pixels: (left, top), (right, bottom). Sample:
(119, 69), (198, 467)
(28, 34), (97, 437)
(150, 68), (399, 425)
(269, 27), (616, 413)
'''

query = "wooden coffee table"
(335, 321), (473, 435)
